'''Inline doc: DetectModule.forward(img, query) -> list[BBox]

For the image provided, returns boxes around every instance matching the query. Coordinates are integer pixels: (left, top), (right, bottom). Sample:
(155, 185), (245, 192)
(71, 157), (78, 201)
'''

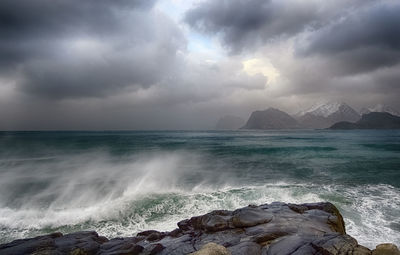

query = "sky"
(0, 0), (399, 130)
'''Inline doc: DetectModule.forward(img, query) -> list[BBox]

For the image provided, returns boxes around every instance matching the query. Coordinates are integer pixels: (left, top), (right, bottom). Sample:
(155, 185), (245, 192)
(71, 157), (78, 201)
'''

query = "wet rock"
(0, 202), (394, 255)
(228, 241), (260, 255)
(231, 208), (272, 228)
(310, 234), (370, 255)
(0, 231), (106, 255)
(201, 214), (231, 232)
(149, 243), (165, 255)
(99, 237), (144, 255)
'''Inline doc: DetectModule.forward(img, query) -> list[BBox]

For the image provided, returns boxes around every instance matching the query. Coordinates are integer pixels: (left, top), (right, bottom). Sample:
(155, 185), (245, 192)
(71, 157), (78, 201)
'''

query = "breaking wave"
(0, 149), (399, 249)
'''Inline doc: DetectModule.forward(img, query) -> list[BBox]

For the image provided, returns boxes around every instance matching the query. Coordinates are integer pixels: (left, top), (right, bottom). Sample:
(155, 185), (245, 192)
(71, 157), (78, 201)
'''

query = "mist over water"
(0, 130), (399, 248)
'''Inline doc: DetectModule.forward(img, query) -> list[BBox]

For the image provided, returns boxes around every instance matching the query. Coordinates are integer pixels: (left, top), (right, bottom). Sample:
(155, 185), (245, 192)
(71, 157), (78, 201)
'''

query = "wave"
(0, 150), (399, 249)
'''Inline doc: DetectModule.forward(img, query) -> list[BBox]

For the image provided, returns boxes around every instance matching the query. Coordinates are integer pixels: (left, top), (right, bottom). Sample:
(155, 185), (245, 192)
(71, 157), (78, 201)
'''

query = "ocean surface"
(0, 130), (399, 248)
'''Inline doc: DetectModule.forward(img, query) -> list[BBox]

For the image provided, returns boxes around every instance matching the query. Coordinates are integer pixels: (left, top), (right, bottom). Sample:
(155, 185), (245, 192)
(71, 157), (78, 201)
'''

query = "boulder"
(372, 243), (400, 255)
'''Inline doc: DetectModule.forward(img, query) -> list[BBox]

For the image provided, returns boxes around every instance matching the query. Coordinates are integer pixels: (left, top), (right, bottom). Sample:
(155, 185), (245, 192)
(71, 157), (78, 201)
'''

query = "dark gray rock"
(1, 202), (395, 255)
(229, 241), (261, 255)
(0, 231), (107, 255)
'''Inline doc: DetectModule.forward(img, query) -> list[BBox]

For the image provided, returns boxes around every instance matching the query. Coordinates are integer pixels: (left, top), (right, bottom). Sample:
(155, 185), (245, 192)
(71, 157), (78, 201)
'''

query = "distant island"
(241, 108), (299, 129)
(330, 112), (400, 129)
(217, 102), (400, 130)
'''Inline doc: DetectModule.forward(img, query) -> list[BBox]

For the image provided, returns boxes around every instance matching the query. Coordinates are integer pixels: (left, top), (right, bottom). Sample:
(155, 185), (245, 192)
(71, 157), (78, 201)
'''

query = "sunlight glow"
(243, 58), (280, 83)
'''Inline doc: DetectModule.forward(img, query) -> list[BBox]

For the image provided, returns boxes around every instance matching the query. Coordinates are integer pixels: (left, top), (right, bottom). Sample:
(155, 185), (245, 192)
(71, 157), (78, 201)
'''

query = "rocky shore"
(0, 202), (398, 255)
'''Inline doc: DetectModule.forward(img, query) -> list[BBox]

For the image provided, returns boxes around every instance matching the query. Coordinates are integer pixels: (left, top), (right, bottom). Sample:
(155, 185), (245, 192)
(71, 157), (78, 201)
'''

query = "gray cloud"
(184, 0), (368, 53)
(0, 0), (154, 66)
(298, 1), (400, 74)
(0, 0), (271, 129)
(1, 0), (399, 130)
(185, 0), (400, 113)
(185, 0), (400, 75)
(0, 0), (184, 98)
(185, 0), (309, 53)
(0, 0), (156, 38)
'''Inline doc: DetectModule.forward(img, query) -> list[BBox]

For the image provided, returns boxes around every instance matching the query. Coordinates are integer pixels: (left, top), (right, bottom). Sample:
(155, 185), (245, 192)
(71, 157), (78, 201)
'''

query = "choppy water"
(0, 130), (399, 248)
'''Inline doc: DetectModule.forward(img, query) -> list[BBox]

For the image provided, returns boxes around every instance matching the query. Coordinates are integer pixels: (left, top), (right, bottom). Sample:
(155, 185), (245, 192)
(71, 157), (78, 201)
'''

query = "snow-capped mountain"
(297, 102), (358, 118)
(296, 101), (341, 118)
(360, 104), (400, 116)
(240, 102), (398, 130)
(296, 102), (360, 128)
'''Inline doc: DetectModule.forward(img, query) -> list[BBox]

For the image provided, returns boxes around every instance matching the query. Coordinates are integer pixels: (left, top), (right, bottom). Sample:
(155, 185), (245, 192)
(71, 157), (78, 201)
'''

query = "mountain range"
(221, 102), (400, 130)
(295, 102), (361, 129)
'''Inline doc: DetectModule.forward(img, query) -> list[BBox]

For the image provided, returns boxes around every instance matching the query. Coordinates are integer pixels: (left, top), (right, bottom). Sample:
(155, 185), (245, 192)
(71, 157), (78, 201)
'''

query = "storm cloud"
(0, 0), (183, 98)
(298, 1), (400, 75)
(184, 0), (370, 53)
(0, 0), (399, 129)
(185, 0), (400, 109)
(186, 0), (400, 75)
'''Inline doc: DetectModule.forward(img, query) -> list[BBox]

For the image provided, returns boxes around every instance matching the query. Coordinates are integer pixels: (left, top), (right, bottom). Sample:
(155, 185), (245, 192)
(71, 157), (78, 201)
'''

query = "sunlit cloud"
(243, 58), (280, 84)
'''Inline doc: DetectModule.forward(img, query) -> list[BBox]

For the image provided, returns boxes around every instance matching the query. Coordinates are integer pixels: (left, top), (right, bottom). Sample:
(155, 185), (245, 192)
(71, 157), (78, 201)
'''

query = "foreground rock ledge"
(1, 202), (399, 255)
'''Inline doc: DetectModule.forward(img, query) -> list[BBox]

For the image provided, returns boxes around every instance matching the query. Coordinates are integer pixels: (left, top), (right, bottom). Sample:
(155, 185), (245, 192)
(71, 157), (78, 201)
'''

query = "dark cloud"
(0, 0), (184, 98)
(0, 0), (156, 37)
(185, 0), (400, 74)
(0, 0), (155, 65)
(298, 1), (400, 74)
(185, 0), (311, 53)
(184, 0), (368, 53)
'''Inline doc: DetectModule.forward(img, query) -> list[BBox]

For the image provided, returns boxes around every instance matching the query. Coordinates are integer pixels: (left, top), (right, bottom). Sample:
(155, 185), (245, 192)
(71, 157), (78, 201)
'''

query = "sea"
(0, 130), (399, 248)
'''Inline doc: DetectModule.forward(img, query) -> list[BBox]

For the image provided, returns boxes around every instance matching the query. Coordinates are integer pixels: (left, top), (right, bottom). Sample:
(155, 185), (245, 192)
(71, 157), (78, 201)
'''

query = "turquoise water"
(0, 130), (399, 248)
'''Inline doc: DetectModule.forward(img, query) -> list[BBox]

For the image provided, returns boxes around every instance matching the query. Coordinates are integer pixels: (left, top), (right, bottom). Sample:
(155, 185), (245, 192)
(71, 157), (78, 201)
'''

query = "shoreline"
(1, 202), (399, 255)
